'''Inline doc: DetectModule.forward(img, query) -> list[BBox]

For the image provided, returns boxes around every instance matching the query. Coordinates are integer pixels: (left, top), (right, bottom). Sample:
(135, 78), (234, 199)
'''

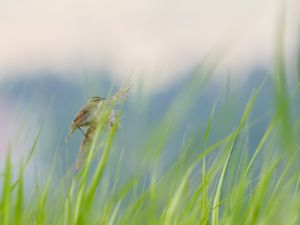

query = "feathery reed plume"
(73, 124), (97, 179)
(67, 82), (131, 184)
(66, 83), (131, 143)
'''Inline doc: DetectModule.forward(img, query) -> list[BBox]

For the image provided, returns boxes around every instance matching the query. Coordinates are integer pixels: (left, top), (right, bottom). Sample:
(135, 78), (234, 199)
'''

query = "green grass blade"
(14, 161), (24, 225)
(163, 166), (194, 225)
(1, 151), (12, 225)
(211, 83), (263, 225)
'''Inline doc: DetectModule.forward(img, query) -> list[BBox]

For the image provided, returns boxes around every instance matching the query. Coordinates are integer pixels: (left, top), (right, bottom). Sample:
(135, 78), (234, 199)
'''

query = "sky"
(0, 0), (299, 170)
(0, 0), (299, 89)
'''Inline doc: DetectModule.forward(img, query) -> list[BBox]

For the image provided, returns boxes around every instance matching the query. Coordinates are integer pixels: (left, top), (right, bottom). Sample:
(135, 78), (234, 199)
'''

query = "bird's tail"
(65, 129), (74, 143)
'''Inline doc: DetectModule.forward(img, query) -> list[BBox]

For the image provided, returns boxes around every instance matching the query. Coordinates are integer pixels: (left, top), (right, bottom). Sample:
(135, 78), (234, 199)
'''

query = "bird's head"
(88, 96), (106, 103)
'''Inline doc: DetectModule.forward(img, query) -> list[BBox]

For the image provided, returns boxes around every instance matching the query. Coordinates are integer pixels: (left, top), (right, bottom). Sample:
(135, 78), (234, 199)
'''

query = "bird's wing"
(65, 106), (90, 142)
(73, 106), (90, 127)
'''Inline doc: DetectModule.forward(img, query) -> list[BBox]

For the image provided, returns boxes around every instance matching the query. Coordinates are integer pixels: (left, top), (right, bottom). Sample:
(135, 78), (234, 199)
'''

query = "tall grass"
(1, 69), (299, 225)
(1, 10), (300, 225)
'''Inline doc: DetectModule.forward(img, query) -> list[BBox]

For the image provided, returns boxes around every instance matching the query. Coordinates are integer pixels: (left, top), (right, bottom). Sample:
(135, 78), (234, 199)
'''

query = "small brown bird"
(65, 96), (105, 142)
(65, 85), (130, 142)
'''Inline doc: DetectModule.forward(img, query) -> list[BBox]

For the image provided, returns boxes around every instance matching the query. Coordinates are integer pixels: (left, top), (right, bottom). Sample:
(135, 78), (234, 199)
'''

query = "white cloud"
(0, 0), (299, 89)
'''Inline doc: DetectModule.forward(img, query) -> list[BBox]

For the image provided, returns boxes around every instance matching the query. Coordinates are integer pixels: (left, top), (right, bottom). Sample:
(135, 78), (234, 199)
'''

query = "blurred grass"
(1, 71), (300, 225)
(1, 73), (299, 225)
(1, 5), (300, 225)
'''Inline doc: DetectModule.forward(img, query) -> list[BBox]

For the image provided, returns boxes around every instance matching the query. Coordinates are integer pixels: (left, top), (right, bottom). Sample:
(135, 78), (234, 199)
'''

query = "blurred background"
(0, 0), (299, 175)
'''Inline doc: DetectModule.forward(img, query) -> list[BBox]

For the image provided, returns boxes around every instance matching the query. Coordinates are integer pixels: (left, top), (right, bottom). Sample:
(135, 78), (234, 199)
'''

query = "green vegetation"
(1, 65), (299, 225)
(1, 8), (300, 224)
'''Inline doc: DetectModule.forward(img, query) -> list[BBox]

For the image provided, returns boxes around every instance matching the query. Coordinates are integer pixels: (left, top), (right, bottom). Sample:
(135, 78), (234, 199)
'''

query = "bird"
(65, 96), (105, 142)
(65, 85), (130, 143)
